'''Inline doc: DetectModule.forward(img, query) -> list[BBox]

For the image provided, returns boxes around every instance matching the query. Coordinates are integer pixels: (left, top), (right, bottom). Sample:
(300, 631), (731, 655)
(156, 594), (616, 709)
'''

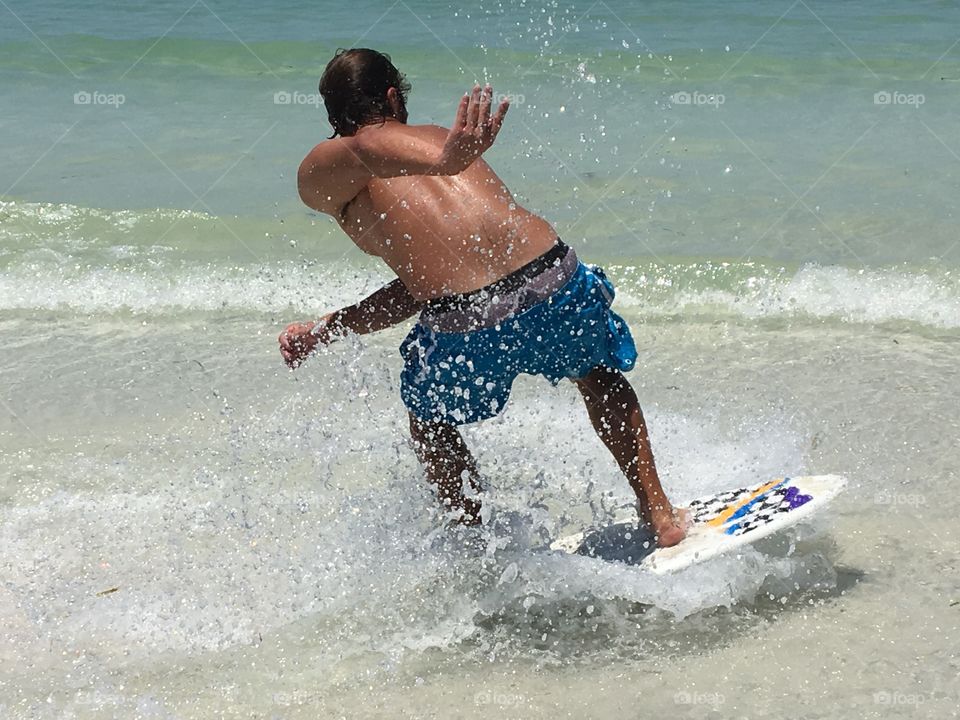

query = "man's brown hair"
(319, 48), (411, 138)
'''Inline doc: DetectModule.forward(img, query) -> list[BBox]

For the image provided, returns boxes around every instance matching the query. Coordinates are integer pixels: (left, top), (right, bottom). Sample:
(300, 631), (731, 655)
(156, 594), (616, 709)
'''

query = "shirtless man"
(279, 48), (688, 546)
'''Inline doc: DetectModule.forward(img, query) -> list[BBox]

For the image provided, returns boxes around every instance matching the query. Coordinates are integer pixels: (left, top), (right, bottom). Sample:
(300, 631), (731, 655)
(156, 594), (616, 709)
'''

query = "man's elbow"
(297, 166), (334, 215)
(296, 153), (315, 204)
(296, 169), (318, 210)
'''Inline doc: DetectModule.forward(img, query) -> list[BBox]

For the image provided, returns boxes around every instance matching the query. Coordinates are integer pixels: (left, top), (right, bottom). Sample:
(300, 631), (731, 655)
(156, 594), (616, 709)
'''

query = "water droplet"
(498, 562), (519, 585)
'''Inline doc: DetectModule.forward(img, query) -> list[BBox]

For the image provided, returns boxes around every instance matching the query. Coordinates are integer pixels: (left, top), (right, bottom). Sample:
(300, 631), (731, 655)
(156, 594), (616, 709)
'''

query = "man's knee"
(409, 413), (460, 453)
(574, 365), (626, 396)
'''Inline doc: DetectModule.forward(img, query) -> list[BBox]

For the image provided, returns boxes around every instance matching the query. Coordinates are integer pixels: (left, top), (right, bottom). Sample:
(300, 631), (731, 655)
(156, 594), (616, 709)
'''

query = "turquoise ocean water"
(2, 2), (959, 718)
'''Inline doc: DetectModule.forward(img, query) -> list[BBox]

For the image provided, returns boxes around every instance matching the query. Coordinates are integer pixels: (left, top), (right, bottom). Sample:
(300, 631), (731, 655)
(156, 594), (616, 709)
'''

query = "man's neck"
(354, 117), (403, 136)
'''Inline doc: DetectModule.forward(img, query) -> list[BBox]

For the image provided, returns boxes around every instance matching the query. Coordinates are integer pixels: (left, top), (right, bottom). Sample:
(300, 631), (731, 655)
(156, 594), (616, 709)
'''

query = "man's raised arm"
(279, 279), (422, 368)
(297, 84), (509, 215)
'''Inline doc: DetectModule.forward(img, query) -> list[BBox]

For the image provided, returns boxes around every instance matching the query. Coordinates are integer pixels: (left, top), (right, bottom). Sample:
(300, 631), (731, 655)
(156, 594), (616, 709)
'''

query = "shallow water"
(2, 1), (959, 718)
(3, 310), (957, 717)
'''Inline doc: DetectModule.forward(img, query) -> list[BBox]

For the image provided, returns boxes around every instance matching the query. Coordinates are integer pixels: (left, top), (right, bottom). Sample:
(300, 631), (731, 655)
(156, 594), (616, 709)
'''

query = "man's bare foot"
(651, 507), (691, 548)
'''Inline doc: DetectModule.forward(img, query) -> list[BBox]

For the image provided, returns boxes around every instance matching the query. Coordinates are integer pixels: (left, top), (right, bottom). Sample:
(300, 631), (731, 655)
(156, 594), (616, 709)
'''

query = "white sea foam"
(614, 262), (960, 329)
(0, 259), (387, 314)
(2, 256), (958, 331)
(3, 199), (959, 328)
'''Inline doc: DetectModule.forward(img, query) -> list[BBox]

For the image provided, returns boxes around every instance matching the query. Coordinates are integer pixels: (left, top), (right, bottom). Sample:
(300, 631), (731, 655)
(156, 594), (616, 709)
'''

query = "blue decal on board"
(725, 478), (789, 523)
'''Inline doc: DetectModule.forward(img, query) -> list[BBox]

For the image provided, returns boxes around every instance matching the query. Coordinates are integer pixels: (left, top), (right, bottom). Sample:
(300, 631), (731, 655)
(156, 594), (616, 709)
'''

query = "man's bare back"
(331, 122), (557, 299)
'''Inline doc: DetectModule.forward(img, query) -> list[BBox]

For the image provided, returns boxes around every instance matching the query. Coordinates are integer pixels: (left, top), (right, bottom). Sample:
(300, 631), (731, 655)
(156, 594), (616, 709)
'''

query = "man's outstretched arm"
(279, 278), (421, 368)
(298, 84), (509, 216)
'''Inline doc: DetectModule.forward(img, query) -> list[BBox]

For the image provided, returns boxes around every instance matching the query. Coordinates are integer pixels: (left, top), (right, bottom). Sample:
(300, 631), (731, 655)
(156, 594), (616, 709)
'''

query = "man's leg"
(573, 366), (687, 547)
(408, 413), (483, 525)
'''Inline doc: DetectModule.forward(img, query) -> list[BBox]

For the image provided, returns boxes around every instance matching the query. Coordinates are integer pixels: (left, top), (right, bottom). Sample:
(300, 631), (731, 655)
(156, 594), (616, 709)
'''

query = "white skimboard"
(552, 474), (847, 574)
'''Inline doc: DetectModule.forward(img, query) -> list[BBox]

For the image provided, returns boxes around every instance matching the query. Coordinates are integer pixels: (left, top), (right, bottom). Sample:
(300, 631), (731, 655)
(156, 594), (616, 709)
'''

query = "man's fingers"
(453, 93), (469, 130)
(280, 323), (317, 369)
(281, 344), (308, 369)
(488, 98), (510, 138)
(478, 84), (492, 128)
(465, 84), (481, 128)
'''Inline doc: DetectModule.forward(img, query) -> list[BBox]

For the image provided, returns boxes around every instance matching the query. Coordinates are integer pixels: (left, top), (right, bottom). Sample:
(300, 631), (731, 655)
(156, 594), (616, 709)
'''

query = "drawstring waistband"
(420, 240), (578, 333)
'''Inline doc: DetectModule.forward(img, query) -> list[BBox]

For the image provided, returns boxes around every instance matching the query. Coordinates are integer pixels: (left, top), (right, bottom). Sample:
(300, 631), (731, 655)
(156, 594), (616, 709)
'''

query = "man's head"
(319, 48), (410, 137)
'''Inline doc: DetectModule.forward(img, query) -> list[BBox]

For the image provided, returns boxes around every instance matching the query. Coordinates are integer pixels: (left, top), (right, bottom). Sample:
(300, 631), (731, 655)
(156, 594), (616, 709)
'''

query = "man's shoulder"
(299, 136), (356, 167)
(403, 123), (448, 138)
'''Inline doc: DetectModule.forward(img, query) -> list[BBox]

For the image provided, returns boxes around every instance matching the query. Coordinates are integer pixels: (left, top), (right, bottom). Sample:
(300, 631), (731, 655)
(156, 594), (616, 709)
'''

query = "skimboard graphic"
(552, 475), (846, 574)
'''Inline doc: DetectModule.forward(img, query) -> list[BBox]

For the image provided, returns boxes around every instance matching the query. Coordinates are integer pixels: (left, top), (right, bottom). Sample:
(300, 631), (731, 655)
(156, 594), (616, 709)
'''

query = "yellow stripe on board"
(706, 479), (783, 528)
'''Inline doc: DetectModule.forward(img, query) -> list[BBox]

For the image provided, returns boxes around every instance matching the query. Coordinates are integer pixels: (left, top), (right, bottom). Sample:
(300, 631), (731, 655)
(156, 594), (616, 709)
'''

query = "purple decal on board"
(784, 485), (812, 509)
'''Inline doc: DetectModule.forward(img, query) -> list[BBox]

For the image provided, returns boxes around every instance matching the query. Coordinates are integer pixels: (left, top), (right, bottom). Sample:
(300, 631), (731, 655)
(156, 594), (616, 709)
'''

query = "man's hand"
(437, 84), (509, 174)
(278, 314), (336, 369)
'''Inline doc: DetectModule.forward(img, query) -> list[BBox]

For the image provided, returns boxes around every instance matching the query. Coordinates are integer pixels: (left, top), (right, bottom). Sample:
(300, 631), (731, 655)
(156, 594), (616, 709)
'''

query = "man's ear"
(386, 86), (407, 122)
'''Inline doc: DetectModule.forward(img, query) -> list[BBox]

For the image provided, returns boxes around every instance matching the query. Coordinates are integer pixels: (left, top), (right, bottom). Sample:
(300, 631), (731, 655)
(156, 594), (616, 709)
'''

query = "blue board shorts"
(399, 240), (637, 426)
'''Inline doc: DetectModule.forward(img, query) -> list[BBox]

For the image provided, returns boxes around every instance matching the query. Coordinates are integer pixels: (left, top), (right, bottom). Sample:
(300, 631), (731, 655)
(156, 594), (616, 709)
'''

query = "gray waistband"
(419, 247), (579, 333)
